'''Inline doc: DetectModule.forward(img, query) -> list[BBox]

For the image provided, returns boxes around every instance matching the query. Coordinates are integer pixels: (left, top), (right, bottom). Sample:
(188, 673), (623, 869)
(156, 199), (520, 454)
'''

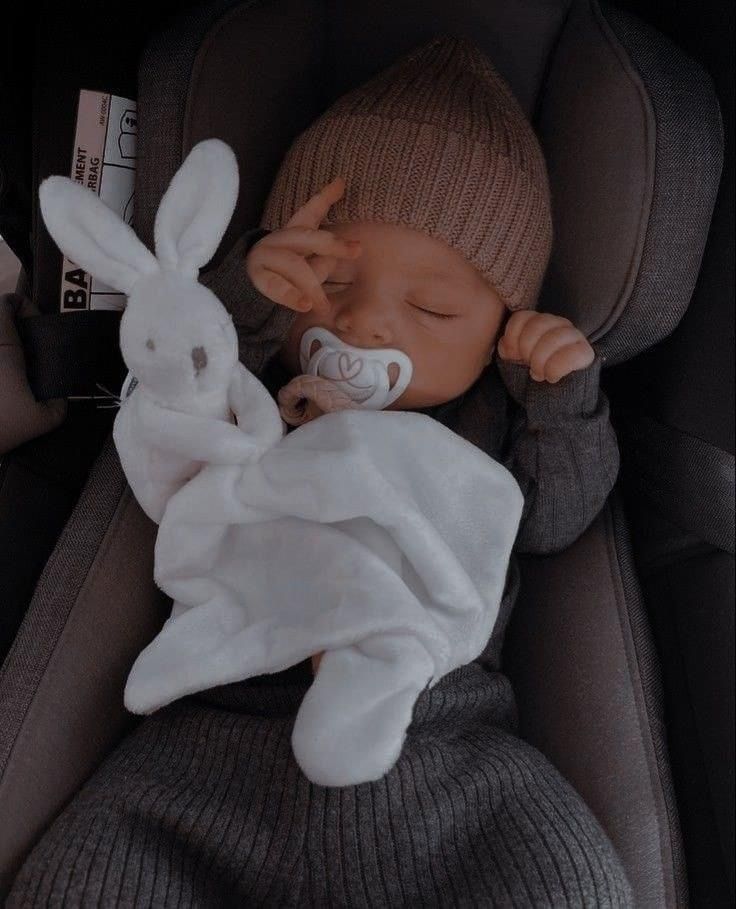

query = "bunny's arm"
(200, 228), (296, 376)
(228, 363), (285, 450)
(133, 395), (265, 466)
(113, 371), (282, 524)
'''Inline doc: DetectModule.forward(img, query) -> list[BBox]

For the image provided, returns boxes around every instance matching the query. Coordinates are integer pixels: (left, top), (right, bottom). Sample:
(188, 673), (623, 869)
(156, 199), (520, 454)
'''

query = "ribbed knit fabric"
(259, 34), (552, 310)
(8, 663), (632, 907)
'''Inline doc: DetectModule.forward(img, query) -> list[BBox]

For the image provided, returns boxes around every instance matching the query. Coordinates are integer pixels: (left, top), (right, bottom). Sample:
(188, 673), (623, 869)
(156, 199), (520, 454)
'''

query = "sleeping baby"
(17, 33), (632, 907)
(202, 33), (619, 676)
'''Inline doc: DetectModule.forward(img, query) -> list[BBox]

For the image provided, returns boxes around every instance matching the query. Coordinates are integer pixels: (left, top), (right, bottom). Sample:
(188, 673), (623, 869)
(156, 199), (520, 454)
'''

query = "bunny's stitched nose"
(192, 346), (208, 375)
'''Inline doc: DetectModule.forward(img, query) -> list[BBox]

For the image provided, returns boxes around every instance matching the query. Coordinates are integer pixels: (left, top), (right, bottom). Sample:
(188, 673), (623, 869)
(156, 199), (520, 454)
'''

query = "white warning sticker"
(60, 90), (137, 312)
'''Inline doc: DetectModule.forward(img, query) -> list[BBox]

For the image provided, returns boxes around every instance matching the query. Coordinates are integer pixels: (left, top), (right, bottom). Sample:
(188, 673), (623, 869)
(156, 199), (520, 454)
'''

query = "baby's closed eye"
(409, 302), (458, 320)
(319, 276), (462, 321)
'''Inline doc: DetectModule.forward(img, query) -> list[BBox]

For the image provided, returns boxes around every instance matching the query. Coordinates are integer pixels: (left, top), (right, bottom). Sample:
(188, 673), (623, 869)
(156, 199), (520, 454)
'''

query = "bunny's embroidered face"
(121, 271), (238, 403)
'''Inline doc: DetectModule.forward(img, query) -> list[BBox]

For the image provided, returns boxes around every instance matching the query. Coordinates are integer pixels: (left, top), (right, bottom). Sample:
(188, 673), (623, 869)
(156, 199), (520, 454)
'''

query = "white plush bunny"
(39, 139), (524, 788)
(39, 139), (283, 521)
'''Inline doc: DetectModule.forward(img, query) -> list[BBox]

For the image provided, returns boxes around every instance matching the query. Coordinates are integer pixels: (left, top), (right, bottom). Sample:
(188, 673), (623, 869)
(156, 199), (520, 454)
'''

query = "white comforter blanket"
(116, 364), (523, 787)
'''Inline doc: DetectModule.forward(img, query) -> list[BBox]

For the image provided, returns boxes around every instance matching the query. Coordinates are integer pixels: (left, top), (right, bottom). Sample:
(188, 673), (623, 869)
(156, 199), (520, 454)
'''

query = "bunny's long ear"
(153, 139), (239, 278)
(39, 177), (159, 294)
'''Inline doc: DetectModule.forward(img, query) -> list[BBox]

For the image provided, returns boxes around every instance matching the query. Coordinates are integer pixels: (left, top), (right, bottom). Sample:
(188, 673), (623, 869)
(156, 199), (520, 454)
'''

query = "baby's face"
(279, 221), (506, 409)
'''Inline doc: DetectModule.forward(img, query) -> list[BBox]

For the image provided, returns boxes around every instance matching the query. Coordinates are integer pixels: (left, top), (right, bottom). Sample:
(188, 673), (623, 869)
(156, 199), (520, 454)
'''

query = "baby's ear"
(154, 139), (239, 278)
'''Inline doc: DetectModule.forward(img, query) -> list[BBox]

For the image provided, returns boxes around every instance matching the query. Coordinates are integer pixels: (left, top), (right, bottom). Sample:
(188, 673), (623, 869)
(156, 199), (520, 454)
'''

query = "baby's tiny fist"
(499, 311), (593, 383)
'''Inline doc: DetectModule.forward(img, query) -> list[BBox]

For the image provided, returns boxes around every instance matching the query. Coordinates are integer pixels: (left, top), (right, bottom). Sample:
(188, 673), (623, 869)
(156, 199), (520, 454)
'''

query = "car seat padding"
(504, 495), (686, 908)
(0, 440), (168, 896)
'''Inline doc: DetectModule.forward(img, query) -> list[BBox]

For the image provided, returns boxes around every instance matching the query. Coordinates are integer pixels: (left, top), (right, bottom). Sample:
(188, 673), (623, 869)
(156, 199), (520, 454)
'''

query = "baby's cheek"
(401, 329), (497, 408)
(391, 355), (460, 409)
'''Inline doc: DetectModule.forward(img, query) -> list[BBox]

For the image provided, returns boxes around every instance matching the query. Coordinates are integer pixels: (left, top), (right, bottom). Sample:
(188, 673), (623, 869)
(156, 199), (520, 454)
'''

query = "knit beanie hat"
(259, 34), (553, 310)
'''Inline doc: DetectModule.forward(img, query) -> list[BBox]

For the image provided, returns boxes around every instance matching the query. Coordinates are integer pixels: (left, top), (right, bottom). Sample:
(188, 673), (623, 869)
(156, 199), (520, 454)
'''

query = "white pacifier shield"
(299, 326), (413, 410)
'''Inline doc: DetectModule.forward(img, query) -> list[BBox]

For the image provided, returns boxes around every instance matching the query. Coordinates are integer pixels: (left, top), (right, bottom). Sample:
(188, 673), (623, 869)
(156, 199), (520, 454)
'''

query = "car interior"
(0, 0), (733, 904)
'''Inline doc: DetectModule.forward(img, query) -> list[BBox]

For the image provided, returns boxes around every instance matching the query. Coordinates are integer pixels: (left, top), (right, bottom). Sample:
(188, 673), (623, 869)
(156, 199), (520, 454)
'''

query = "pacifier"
(298, 326), (413, 410)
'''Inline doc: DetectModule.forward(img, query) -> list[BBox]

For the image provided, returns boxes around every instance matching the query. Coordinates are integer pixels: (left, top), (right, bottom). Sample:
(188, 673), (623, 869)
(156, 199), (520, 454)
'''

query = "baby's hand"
(245, 176), (362, 313)
(497, 311), (594, 383)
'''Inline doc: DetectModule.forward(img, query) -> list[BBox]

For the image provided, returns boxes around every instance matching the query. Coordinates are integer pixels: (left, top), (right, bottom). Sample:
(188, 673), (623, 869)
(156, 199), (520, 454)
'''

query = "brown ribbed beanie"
(259, 34), (553, 310)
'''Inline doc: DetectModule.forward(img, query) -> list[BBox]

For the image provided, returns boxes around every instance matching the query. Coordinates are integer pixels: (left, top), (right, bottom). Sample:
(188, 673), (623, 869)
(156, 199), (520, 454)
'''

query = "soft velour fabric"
(0, 0), (723, 901)
(121, 373), (523, 785)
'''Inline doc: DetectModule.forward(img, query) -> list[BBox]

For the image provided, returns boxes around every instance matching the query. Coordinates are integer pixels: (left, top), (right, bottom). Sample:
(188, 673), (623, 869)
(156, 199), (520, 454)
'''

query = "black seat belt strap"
(17, 310), (126, 401)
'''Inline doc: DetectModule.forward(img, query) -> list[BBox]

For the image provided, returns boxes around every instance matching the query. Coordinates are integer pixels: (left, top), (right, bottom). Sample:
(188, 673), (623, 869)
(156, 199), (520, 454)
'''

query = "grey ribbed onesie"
(7, 229), (631, 907)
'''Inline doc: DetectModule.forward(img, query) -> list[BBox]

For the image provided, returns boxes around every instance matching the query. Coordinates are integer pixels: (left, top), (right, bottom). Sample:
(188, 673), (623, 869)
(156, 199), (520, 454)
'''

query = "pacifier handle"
(277, 374), (358, 426)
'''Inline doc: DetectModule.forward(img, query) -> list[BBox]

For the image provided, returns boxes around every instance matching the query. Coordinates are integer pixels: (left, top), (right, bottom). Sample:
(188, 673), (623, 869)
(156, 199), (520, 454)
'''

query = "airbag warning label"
(60, 90), (137, 312)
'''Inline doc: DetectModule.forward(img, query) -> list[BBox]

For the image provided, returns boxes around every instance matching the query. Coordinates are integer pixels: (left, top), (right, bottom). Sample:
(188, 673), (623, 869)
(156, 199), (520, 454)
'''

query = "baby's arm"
(199, 228), (295, 376)
(497, 314), (619, 555)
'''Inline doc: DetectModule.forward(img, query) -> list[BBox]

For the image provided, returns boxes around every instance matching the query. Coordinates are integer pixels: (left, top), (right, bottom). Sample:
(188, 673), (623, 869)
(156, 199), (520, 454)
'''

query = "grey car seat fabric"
(504, 496), (687, 907)
(0, 0), (723, 902)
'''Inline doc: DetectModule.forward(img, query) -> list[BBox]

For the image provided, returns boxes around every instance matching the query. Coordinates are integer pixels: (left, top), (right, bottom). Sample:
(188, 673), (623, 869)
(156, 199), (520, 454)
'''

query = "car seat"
(0, 0), (725, 903)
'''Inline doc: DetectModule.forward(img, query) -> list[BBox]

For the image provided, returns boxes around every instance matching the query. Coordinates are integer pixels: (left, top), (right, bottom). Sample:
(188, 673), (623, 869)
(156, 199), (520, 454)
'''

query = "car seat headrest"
(136, 0), (723, 367)
(536, 1), (723, 364)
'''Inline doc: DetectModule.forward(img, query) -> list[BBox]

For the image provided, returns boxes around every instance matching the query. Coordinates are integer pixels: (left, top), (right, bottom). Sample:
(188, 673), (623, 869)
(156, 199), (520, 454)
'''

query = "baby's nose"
(334, 299), (393, 346)
(191, 346), (208, 375)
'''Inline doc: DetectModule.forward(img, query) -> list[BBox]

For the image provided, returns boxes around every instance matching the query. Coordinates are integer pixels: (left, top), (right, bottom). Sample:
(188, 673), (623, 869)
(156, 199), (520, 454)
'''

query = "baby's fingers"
(528, 325), (585, 381)
(253, 268), (310, 311)
(497, 311), (536, 362)
(265, 226), (361, 262)
(308, 254), (338, 284)
(251, 248), (329, 312)
(286, 176), (346, 230)
(517, 314), (570, 364)
(539, 341), (595, 383)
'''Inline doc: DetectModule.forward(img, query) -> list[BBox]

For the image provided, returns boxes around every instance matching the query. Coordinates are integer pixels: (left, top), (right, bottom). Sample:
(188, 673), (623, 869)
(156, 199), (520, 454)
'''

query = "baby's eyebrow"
(415, 266), (453, 283)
